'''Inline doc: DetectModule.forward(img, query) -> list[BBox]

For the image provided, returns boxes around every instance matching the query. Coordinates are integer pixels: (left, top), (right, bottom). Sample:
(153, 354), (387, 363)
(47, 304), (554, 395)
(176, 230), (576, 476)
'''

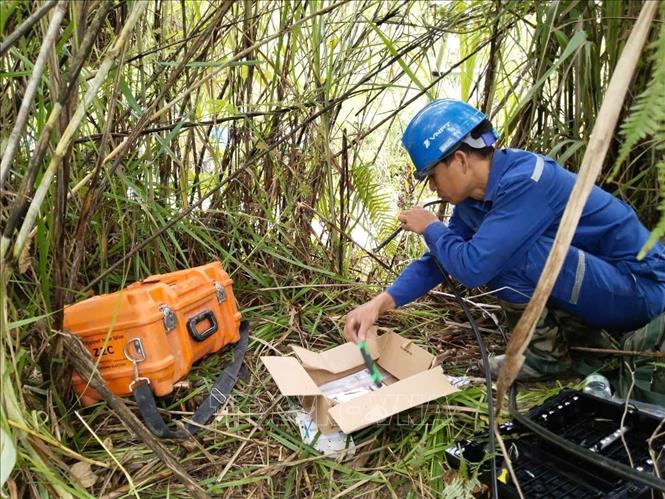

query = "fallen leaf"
(17, 238), (32, 274)
(102, 437), (113, 451)
(70, 461), (98, 488)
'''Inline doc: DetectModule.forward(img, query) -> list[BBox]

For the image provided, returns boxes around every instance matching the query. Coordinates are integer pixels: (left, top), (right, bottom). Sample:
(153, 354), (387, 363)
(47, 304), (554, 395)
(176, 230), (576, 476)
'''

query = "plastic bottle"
(582, 373), (612, 399)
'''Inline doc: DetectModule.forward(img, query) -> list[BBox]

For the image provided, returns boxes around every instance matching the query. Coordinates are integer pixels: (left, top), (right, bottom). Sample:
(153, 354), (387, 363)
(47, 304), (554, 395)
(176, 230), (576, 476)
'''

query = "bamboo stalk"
(0, 0), (58, 58)
(132, 0), (350, 141)
(1, 271), (72, 498)
(59, 0), (235, 290)
(11, 0), (148, 263)
(66, 40), (130, 298)
(495, 0), (660, 414)
(0, 0), (115, 262)
(80, 15), (481, 291)
(0, 1), (67, 187)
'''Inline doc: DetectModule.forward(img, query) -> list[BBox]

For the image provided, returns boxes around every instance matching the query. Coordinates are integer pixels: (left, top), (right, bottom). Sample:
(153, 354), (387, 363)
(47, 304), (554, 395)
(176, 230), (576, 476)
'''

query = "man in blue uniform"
(344, 99), (665, 389)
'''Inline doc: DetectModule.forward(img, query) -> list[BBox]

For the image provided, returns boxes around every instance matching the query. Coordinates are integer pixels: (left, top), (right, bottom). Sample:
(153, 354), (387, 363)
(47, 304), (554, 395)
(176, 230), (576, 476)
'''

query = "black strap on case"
(131, 320), (250, 439)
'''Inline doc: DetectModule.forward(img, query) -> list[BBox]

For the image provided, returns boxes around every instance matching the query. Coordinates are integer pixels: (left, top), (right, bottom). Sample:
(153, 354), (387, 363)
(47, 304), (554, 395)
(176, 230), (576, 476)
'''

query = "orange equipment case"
(64, 262), (242, 406)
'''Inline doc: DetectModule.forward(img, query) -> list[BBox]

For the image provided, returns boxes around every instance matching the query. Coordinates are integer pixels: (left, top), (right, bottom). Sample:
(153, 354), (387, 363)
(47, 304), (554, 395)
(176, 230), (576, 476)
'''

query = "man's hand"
(398, 207), (438, 234)
(343, 292), (396, 343)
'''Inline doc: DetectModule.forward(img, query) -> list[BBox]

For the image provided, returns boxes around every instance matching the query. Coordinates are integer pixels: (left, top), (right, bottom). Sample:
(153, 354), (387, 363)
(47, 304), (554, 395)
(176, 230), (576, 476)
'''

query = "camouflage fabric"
(551, 307), (621, 376)
(616, 312), (665, 405)
(500, 300), (665, 403)
(499, 301), (572, 376)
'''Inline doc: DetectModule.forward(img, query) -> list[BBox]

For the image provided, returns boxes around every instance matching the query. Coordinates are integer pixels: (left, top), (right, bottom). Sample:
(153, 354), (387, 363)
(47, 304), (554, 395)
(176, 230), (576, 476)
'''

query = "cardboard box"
(261, 328), (459, 433)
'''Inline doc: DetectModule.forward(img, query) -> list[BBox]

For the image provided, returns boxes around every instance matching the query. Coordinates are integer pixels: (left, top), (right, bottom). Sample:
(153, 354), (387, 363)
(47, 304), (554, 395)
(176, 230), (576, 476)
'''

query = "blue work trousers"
(488, 236), (665, 332)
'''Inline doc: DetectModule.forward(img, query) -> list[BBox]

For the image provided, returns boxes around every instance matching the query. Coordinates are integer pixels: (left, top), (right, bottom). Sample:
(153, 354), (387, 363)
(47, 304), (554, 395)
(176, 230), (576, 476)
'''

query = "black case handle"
(187, 310), (218, 341)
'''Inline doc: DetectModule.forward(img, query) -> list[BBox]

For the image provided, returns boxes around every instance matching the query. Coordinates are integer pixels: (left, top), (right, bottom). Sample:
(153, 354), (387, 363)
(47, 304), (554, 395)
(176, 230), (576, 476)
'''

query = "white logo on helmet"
(423, 123), (454, 150)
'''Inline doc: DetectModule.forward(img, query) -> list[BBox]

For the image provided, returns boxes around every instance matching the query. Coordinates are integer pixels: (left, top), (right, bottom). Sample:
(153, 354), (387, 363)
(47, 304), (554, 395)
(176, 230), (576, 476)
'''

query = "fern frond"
(637, 157), (665, 258)
(349, 160), (393, 227)
(612, 5), (665, 174)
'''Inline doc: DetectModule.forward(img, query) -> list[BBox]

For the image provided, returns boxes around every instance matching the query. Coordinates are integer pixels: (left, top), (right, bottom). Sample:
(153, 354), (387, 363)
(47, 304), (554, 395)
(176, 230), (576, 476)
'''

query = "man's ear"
(455, 150), (469, 172)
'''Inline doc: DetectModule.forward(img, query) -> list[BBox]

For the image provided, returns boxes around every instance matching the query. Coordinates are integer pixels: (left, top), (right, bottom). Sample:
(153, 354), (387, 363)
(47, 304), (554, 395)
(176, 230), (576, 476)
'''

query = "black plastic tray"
(445, 389), (665, 498)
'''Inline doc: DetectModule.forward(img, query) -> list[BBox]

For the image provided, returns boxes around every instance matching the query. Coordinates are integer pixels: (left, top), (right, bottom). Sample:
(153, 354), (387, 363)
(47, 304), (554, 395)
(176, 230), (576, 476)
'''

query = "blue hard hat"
(401, 99), (497, 180)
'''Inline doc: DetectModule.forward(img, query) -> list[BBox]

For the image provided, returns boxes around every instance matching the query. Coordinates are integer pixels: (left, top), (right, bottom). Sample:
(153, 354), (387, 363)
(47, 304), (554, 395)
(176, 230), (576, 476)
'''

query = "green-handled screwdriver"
(358, 340), (383, 388)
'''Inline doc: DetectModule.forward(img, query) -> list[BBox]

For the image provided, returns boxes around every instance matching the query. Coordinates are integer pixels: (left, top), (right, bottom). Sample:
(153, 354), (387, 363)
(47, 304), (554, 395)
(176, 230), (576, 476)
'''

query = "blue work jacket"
(386, 148), (665, 329)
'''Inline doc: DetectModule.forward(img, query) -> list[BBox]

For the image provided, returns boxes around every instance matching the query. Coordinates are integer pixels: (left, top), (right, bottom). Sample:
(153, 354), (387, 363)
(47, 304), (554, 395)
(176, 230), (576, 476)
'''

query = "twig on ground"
(570, 346), (665, 359)
(619, 361), (636, 469)
(216, 395), (283, 482)
(494, 426), (525, 499)
(647, 417), (665, 481)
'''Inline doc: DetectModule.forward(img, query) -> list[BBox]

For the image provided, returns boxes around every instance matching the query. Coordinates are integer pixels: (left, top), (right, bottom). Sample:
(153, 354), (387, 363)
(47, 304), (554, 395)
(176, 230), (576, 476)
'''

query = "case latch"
(159, 304), (177, 332)
(213, 281), (227, 304)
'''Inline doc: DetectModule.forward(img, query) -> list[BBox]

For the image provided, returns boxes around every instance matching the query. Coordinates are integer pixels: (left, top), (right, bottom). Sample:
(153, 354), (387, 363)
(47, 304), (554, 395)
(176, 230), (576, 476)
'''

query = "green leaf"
(365, 16), (430, 98)
(0, 428), (16, 488)
(119, 78), (141, 115)
(504, 29), (587, 132)
(7, 311), (57, 330)
(613, 13), (665, 173)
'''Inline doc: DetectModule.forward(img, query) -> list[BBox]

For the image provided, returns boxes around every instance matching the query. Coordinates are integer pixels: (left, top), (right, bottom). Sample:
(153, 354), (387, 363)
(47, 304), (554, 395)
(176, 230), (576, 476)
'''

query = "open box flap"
(376, 331), (435, 380)
(290, 333), (380, 374)
(328, 366), (458, 433)
(260, 356), (321, 396)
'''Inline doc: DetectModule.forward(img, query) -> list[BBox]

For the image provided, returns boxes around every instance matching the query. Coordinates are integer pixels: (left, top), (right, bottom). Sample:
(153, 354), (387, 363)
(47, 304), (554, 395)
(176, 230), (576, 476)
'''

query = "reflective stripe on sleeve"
(531, 154), (544, 182)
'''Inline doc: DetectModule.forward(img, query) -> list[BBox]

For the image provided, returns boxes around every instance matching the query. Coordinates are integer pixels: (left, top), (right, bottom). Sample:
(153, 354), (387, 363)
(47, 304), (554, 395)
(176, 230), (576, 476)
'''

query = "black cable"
(431, 257), (499, 499)
(374, 201), (499, 498)
(508, 384), (665, 493)
(376, 204), (664, 495)
(373, 200), (445, 252)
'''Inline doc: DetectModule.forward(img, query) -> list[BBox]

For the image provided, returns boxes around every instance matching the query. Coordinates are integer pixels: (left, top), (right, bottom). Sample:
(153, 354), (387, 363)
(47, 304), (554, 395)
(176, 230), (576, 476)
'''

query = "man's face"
(426, 151), (471, 204)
